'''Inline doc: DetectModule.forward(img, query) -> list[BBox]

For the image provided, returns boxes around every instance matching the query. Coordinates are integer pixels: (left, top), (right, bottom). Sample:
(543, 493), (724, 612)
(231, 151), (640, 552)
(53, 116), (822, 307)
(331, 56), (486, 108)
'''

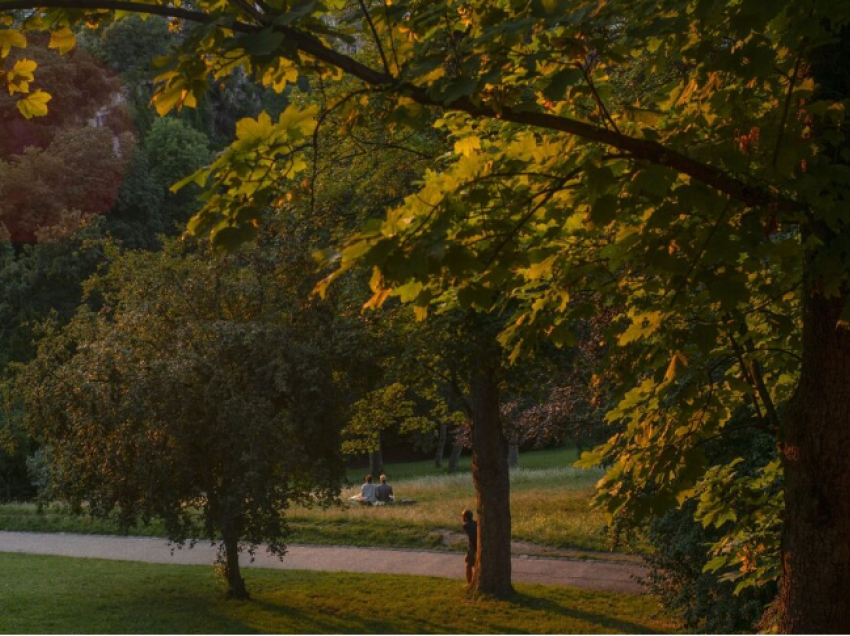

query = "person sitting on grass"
(348, 474), (377, 504)
(375, 474), (394, 503)
(462, 509), (477, 586)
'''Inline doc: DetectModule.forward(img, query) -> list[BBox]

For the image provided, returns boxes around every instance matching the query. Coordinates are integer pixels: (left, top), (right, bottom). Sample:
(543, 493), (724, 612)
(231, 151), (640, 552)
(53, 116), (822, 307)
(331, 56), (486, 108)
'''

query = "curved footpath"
(0, 531), (646, 594)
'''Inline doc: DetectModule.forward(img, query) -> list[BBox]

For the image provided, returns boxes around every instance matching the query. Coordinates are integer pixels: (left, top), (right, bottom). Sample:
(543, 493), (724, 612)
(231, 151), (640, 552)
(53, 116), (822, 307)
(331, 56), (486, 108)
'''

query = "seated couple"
(350, 474), (394, 505)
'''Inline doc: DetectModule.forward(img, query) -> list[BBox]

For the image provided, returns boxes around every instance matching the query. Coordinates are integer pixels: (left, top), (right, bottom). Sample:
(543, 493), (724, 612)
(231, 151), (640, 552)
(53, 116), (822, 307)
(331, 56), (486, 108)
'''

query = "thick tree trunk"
(435, 423), (448, 468)
(448, 437), (464, 473)
(470, 367), (513, 597)
(779, 289), (850, 633)
(779, 27), (850, 633)
(221, 529), (249, 599)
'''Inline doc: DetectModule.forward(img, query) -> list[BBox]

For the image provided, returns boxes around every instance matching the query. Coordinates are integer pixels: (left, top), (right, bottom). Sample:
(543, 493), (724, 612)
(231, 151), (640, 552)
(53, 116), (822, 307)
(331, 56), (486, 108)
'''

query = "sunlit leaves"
(0, 28), (25, 58)
(341, 383), (429, 455)
(16, 89), (51, 118)
(48, 27), (76, 55)
(177, 104), (318, 249)
(0, 27), (50, 116)
(6, 58), (36, 94)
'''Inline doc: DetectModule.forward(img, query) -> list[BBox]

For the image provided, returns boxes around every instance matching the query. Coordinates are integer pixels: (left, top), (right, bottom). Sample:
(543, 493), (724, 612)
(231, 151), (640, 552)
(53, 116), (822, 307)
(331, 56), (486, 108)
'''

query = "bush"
(643, 500), (776, 633)
(642, 426), (778, 633)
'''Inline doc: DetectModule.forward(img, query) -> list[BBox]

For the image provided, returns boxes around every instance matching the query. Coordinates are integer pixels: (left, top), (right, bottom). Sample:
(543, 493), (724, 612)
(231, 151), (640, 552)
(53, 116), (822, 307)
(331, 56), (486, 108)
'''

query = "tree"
(11, 238), (346, 597)
(3, 0), (850, 627)
(0, 126), (133, 242)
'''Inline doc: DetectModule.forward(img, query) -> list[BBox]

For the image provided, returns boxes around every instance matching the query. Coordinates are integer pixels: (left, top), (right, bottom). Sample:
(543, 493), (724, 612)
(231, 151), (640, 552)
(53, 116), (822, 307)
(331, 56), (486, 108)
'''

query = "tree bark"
(779, 28), (850, 633)
(435, 423), (447, 468)
(779, 288), (850, 633)
(448, 437), (463, 473)
(470, 366), (513, 598)
(221, 528), (249, 599)
(369, 447), (384, 478)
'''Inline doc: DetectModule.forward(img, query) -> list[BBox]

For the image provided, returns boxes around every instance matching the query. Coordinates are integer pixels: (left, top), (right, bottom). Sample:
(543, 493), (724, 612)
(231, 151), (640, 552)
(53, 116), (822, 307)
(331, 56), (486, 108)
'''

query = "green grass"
(0, 447), (621, 555)
(0, 553), (675, 634)
(305, 464), (613, 553)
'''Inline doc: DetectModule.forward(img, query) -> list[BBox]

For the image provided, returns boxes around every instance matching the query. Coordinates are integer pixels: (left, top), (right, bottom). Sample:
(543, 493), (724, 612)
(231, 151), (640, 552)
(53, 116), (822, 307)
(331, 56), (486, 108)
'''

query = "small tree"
(12, 238), (345, 598)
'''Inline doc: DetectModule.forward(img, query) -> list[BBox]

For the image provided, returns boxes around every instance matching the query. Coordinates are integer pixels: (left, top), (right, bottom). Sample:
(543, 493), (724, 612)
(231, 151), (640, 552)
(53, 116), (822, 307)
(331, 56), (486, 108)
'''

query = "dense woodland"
(0, 1), (848, 633)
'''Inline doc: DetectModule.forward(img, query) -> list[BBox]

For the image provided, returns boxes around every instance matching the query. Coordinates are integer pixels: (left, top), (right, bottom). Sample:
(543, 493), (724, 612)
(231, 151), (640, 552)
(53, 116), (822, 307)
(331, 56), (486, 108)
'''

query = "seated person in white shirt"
(349, 474), (378, 504)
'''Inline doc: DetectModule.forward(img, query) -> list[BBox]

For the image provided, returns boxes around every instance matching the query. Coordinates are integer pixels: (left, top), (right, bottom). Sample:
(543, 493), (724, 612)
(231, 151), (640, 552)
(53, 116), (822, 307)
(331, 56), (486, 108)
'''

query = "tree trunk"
(435, 423), (448, 468)
(779, 288), (850, 632)
(221, 529), (249, 599)
(369, 448), (384, 478)
(778, 27), (850, 633)
(448, 437), (463, 473)
(470, 366), (513, 598)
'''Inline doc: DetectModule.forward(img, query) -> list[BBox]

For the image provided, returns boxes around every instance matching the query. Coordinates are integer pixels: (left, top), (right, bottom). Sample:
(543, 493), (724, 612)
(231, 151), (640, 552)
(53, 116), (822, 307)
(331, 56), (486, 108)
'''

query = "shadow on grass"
(249, 598), (449, 634)
(503, 592), (662, 635)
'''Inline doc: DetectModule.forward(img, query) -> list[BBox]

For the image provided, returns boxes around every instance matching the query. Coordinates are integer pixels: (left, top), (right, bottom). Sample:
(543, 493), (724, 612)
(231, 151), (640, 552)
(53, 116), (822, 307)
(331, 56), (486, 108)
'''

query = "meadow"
(0, 447), (623, 556)
(0, 553), (674, 634)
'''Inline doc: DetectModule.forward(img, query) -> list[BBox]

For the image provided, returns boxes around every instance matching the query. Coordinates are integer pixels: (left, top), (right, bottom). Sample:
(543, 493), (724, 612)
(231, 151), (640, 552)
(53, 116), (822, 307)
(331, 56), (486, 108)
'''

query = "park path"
(0, 531), (646, 594)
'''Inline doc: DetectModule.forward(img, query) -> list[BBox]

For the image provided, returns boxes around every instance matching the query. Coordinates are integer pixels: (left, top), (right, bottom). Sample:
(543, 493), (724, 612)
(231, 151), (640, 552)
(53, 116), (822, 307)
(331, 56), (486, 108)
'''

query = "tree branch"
(356, 0), (391, 77)
(0, 0), (804, 215)
(772, 38), (807, 168)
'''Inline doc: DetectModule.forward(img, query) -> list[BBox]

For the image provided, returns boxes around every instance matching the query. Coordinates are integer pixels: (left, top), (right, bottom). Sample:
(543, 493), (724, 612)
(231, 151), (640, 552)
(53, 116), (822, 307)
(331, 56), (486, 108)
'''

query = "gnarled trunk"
(221, 528), (249, 599)
(779, 288), (850, 633)
(435, 423), (448, 468)
(470, 367), (513, 597)
(448, 436), (464, 473)
(369, 447), (384, 478)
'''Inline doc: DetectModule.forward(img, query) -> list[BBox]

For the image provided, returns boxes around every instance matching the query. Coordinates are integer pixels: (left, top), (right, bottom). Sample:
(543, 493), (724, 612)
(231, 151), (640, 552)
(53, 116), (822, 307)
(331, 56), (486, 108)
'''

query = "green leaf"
(543, 67), (583, 101)
(239, 29), (286, 57)
(439, 77), (478, 105)
(703, 555), (728, 573)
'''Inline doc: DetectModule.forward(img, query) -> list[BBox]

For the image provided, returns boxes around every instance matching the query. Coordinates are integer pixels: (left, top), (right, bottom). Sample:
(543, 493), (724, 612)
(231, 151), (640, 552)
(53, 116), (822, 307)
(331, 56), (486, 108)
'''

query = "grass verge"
(0, 553), (674, 634)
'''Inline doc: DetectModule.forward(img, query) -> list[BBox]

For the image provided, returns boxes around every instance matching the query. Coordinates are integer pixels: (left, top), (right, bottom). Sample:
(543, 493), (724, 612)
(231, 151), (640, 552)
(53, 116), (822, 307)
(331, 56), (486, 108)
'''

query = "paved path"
(0, 531), (646, 594)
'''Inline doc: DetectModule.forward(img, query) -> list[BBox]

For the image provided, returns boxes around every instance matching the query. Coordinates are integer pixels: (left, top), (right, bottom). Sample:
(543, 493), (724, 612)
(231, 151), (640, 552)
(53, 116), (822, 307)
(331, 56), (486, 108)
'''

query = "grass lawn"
(0, 447), (621, 555)
(0, 553), (675, 634)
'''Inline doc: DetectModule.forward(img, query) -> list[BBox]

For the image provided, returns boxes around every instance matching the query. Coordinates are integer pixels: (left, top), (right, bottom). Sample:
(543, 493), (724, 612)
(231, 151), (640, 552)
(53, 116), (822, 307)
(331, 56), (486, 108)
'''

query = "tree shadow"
(497, 592), (665, 635)
(249, 598), (448, 634)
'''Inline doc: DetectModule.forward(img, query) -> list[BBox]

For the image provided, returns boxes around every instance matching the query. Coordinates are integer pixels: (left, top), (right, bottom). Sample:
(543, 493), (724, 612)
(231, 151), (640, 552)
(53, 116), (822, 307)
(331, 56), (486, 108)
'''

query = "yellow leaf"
(664, 352), (688, 383)
(277, 103), (318, 135)
(235, 111), (274, 143)
(17, 89), (51, 118)
(454, 135), (481, 157)
(151, 81), (185, 116)
(48, 27), (76, 55)
(7, 58), (37, 95)
(0, 29), (26, 58)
